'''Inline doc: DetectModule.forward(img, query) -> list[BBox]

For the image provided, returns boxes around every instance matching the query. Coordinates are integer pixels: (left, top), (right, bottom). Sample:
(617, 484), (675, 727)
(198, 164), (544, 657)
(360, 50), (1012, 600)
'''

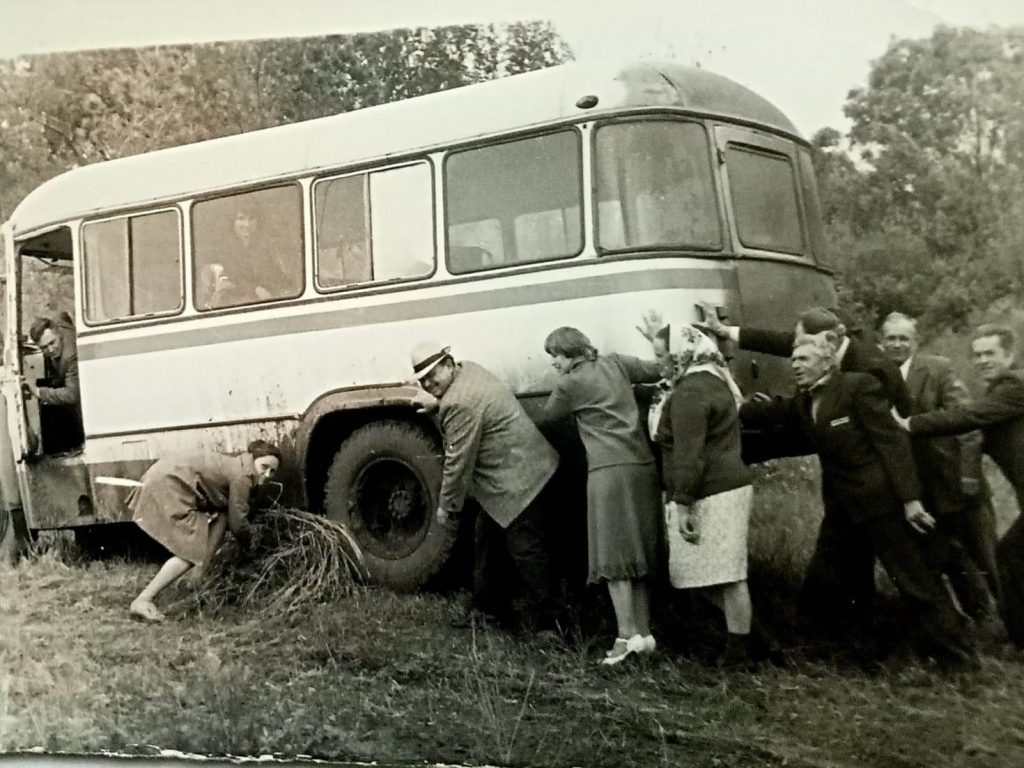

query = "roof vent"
(575, 94), (599, 109)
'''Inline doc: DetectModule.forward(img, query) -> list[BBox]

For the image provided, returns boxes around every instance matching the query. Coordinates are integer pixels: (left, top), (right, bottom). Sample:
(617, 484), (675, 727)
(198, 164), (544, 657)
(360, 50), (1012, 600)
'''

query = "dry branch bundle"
(179, 507), (367, 617)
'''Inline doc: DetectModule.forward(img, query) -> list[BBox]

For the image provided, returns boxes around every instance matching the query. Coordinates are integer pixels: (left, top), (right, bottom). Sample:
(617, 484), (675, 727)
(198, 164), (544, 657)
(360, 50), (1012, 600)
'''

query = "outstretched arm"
(910, 378), (1024, 437)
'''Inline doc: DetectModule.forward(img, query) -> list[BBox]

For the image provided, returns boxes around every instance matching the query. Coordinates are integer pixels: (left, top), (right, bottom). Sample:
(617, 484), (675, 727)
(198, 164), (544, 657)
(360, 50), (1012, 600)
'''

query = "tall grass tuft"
(178, 507), (367, 618)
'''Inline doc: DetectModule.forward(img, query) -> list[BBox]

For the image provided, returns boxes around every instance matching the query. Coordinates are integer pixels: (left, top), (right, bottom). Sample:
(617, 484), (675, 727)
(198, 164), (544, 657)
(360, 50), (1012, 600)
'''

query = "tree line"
(0, 22), (571, 220)
(812, 25), (1024, 335)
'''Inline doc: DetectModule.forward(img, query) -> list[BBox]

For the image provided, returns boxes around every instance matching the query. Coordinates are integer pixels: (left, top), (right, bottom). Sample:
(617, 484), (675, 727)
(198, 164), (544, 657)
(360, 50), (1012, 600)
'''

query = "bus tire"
(323, 420), (452, 592)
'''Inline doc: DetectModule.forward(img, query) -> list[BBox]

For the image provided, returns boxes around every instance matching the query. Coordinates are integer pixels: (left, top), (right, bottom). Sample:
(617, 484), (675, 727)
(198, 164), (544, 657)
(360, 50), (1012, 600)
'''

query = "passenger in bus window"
(651, 323), (766, 667)
(540, 327), (663, 665)
(215, 207), (296, 305)
(126, 440), (282, 622)
(27, 315), (83, 454)
(410, 342), (563, 635)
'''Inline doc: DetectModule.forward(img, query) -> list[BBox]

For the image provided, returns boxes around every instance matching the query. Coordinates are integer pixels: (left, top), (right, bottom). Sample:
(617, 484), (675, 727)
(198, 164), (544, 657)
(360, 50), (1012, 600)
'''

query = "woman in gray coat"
(541, 327), (663, 665)
(128, 440), (281, 622)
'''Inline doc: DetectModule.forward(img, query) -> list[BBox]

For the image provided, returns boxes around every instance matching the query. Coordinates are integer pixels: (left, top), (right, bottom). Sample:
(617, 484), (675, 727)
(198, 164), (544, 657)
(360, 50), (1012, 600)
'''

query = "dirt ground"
(2, 547), (1024, 768)
(3, 458), (1024, 767)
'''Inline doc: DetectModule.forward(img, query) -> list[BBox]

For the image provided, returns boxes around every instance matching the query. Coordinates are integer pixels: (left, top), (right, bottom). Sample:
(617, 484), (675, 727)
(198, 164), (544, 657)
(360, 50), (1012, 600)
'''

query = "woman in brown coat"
(128, 440), (282, 622)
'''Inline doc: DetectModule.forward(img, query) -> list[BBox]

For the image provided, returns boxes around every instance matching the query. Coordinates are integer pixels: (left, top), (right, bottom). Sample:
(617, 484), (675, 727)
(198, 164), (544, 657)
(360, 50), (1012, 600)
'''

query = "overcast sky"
(3, 0), (1023, 135)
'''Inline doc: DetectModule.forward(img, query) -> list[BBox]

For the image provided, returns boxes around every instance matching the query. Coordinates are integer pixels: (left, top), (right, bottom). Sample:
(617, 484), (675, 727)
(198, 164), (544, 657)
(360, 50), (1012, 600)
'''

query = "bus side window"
(314, 162), (433, 289)
(192, 185), (304, 310)
(82, 209), (182, 323)
(594, 120), (721, 253)
(724, 145), (803, 255)
(445, 130), (583, 273)
(315, 174), (372, 287)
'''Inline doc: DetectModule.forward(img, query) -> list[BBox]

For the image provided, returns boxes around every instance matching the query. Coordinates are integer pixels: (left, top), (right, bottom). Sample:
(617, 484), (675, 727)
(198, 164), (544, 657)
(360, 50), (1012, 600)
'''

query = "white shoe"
(129, 600), (165, 623)
(640, 634), (656, 653)
(605, 637), (628, 658)
(601, 634), (647, 666)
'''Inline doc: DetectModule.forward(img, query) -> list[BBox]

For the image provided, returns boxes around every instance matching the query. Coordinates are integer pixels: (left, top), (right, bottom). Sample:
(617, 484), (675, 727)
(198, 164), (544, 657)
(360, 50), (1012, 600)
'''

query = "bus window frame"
(591, 115), (726, 258)
(442, 126), (587, 276)
(311, 157), (438, 295)
(79, 205), (186, 328)
(796, 145), (831, 269)
(189, 180), (307, 313)
(715, 125), (809, 260)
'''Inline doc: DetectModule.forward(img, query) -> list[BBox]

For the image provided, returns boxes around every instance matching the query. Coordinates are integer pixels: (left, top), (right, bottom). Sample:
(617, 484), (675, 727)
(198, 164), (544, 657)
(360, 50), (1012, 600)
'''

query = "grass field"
(3, 458), (1023, 768)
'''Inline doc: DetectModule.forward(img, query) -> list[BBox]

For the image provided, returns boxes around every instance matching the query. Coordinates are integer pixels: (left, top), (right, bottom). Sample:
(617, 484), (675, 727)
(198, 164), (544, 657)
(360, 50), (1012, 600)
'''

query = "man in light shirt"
(881, 312), (997, 618)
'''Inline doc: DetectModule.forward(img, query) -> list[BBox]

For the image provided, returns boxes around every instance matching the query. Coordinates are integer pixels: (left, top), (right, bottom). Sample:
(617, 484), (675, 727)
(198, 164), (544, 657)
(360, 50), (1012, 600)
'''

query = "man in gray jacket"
(411, 341), (562, 632)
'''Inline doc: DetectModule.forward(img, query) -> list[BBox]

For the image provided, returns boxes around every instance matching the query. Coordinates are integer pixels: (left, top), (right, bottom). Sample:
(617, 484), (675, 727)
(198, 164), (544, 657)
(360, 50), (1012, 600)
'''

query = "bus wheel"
(323, 420), (451, 591)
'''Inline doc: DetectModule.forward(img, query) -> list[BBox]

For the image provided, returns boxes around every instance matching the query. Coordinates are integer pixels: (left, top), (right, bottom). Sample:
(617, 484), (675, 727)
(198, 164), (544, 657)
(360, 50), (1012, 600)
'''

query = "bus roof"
(9, 59), (802, 237)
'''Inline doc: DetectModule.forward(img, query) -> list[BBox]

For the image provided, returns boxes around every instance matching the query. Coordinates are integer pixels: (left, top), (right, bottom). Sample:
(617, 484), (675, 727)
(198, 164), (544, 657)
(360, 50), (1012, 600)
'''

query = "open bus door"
(2, 224), (94, 533)
(1, 222), (35, 464)
(1, 221), (30, 557)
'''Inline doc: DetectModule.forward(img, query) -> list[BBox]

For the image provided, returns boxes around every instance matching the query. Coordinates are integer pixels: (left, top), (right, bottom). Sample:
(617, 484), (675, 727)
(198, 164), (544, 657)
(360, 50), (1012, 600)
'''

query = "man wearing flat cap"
(410, 341), (562, 633)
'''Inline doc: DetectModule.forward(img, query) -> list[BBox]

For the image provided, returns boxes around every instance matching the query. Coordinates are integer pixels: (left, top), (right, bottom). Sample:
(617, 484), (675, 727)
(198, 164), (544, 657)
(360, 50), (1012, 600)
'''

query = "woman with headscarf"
(127, 440), (282, 622)
(541, 327), (663, 665)
(651, 322), (757, 665)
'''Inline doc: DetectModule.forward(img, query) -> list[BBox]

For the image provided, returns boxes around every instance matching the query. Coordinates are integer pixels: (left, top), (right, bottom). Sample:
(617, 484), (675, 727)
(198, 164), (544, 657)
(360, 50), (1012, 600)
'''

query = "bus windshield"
(595, 120), (721, 253)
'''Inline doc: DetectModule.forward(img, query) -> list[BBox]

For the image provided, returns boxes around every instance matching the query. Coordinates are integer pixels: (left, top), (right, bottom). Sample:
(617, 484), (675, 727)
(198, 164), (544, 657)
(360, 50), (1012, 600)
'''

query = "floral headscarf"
(666, 323), (744, 406)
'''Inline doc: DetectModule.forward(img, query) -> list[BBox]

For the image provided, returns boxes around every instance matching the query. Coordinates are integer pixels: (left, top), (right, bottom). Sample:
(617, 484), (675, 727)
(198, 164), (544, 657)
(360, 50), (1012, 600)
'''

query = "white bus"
(0, 59), (834, 588)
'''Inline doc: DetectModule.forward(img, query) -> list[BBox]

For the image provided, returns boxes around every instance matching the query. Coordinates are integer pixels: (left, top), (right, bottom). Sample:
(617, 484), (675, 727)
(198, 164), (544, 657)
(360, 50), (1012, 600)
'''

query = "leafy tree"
(0, 22), (573, 219)
(0, 22), (571, 329)
(815, 25), (1024, 332)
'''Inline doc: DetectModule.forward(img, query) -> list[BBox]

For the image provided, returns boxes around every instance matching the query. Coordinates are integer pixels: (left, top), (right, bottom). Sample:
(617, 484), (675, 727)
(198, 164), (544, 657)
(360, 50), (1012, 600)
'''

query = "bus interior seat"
(449, 245), (493, 273)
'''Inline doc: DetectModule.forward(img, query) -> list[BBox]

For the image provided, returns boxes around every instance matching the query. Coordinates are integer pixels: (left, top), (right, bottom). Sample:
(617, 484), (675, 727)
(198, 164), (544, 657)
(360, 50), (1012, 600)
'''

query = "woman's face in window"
(234, 211), (257, 244)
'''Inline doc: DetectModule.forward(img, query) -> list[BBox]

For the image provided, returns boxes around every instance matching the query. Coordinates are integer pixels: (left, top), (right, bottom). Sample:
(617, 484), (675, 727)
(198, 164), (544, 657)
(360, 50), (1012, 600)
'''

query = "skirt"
(586, 462), (662, 584)
(130, 466), (213, 565)
(666, 485), (752, 589)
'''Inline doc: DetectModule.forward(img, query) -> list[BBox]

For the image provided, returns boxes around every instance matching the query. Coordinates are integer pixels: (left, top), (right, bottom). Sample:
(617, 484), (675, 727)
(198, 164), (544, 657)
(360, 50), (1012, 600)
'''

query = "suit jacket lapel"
(906, 357), (925, 404)
(812, 373), (843, 431)
(795, 391), (816, 439)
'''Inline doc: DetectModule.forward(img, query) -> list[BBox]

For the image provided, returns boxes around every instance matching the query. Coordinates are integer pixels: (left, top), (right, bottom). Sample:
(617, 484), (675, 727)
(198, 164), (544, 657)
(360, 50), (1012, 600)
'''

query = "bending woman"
(541, 327), (663, 665)
(652, 323), (757, 665)
(127, 440), (282, 622)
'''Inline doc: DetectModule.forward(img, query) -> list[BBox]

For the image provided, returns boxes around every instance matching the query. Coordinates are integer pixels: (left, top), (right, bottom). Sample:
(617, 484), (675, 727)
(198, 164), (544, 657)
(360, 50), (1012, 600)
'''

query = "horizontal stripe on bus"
(78, 266), (736, 362)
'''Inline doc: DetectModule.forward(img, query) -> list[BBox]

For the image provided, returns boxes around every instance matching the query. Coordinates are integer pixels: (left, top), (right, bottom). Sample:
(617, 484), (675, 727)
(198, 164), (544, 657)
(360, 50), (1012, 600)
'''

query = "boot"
(717, 633), (754, 669)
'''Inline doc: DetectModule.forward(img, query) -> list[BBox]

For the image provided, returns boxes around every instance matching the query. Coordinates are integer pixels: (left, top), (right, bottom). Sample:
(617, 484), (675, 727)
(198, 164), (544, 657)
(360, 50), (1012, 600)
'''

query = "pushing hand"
(636, 309), (665, 342)
(891, 408), (910, 431)
(903, 500), (935, 534)
(696, 301), (729, 339)
(412, 388), (438, 414)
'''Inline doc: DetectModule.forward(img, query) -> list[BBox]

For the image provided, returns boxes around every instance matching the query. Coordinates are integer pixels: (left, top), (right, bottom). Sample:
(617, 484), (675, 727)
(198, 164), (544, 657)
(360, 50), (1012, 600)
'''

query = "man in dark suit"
(881, 312), (998, 616)
(899, 325), (1024, 648)
(701, 303), (911, 616)
(742, 332), (977, 667)
(411, 341), (562, 633)
(699, 302), (912, 416)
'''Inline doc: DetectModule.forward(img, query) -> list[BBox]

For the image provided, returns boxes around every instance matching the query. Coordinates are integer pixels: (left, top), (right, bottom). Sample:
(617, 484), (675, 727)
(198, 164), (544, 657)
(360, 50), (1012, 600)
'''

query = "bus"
(0, 59), (835, 588)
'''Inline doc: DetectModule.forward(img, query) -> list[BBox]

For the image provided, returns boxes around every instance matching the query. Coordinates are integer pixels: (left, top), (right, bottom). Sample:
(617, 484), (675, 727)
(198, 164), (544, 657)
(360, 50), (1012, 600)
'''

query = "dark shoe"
(717, 634), (755, 670)
(932, 646), (982, 673)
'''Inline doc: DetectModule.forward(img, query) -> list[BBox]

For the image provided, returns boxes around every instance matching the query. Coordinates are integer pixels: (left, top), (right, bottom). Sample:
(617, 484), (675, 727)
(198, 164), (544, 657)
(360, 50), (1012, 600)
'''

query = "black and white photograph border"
(2, 1), (1024, 767)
